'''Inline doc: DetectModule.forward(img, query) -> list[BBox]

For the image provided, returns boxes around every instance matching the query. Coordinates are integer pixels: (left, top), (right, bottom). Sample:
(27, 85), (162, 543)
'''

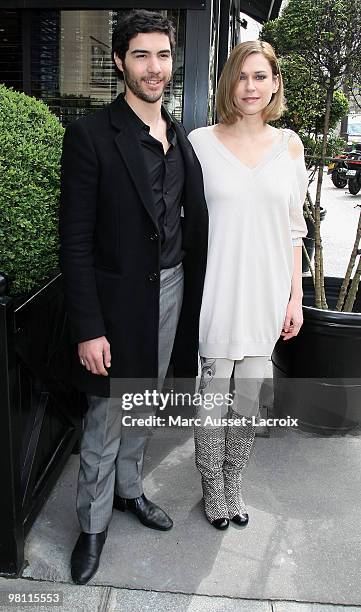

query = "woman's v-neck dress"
(188, 126), (308, 359)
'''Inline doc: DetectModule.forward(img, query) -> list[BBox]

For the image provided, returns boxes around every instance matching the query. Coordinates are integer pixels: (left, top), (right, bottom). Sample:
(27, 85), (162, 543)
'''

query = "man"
(59, 10), (208, 585)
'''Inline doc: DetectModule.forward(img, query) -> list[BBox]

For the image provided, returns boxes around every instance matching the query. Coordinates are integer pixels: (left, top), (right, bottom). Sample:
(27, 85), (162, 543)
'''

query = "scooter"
(344, 145), (361, 195)
(327, 153), (349, 188)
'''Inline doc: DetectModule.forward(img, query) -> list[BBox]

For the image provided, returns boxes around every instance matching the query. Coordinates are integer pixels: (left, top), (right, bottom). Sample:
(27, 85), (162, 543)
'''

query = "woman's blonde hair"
(216, 40), (286, 124)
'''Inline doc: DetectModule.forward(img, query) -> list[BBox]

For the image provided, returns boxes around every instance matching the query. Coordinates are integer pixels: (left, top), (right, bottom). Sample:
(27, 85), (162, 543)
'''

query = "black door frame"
(182, 4), (213, 131)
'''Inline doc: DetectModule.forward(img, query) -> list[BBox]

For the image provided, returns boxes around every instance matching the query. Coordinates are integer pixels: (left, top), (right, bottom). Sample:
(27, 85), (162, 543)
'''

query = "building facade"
(0, 0), (281, 131)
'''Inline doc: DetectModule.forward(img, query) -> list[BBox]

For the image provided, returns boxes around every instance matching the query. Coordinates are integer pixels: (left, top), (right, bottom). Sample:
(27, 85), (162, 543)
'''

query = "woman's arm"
(281, 134), (308, 341)
(281, 245), (303, 341)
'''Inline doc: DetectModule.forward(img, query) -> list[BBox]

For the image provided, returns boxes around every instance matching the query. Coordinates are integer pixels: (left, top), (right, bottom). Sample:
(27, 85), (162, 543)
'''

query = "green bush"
(0, 84), (64, 296)
(301, 132), (348, 168)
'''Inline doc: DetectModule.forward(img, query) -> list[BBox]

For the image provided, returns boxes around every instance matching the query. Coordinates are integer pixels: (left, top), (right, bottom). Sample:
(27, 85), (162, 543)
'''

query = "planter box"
(272, 277), (361, 435)
(0, 274), (85, 576)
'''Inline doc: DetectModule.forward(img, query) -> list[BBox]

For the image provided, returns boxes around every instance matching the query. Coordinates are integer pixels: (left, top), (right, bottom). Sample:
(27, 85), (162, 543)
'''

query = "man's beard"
(122, 65), (170, 103)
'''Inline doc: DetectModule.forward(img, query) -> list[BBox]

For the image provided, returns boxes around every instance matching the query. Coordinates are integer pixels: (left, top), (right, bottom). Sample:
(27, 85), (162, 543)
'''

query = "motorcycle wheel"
(331, 170), (347, 189)
(348, 177), (361, 195)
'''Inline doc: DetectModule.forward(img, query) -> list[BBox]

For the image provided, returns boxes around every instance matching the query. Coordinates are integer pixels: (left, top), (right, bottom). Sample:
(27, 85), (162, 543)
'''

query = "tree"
(262, 0), (361, 310)
(276, 55), (349, 137)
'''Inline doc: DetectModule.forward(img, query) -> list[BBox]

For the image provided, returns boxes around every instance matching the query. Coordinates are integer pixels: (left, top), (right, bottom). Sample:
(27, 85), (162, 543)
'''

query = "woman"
(188, 40), (307, 530)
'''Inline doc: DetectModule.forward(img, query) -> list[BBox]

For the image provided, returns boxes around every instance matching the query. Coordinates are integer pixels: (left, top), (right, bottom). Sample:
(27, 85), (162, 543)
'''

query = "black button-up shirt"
(119, 95), (185, 269)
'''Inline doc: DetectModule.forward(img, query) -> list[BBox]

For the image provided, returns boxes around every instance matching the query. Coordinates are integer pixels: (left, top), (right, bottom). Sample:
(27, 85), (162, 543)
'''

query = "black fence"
(0, 274), (85, 576)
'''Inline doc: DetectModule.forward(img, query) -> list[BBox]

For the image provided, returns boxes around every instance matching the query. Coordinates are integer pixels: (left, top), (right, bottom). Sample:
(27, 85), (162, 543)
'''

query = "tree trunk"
(336, 209), (361, 311)
(314, 79), (334, 309)
(344, 254), (361, 312)
(340, 82), (349, 140)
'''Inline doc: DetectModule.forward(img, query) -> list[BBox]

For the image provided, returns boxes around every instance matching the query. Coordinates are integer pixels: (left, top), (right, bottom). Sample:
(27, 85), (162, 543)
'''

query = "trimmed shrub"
(0, 84), (64, 296)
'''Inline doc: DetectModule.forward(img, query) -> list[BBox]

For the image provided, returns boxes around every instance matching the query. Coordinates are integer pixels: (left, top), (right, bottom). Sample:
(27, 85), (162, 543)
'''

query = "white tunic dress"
(188, 126), (308, 360)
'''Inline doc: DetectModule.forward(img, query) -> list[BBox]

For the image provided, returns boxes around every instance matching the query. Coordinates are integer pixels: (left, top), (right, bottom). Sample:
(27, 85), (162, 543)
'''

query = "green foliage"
(262, 0), (361, 90)
(262, 0), (359, 167)
(0, 84), (64, 296)
(300, 132), (348, 169)
(327, 90), (350, 133)
(273, 55), (349, 135)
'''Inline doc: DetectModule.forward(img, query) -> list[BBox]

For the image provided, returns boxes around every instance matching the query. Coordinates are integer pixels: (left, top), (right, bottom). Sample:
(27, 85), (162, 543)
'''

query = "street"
(308, 171), (361, 278)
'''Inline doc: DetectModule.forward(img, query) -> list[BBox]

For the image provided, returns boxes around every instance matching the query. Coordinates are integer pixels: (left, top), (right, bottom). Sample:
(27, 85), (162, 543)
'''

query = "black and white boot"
(194, 424), (229, 530)
(223, 411), (256, 526)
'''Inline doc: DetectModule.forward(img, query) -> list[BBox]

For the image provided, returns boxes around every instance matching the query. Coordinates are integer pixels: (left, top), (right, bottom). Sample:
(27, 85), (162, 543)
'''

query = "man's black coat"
(59, 95), (208, 397)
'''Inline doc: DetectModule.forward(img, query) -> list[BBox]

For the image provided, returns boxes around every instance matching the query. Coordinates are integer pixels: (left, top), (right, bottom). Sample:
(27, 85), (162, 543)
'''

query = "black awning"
(240, 0), (283, 23)
(0, 1), (206, 7)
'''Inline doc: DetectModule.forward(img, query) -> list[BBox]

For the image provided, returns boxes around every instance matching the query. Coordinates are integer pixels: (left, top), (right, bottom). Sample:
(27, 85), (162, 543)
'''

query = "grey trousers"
(77, 263), (184, 533)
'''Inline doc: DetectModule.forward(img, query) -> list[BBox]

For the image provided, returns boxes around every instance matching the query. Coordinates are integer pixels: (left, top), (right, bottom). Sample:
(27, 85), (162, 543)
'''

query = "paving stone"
(273, 602), (361, 612)
(0, 577), (106, 612)
(107, 588), (271, 611)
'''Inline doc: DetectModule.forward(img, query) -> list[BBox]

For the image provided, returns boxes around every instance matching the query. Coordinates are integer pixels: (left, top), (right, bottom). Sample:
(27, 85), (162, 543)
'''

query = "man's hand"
(281, 297), (303, 341)
(78, 336), (111, 376)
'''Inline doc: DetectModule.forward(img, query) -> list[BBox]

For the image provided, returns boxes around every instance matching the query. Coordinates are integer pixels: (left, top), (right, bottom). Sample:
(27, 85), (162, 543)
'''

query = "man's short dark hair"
(112, 10), (176, 76)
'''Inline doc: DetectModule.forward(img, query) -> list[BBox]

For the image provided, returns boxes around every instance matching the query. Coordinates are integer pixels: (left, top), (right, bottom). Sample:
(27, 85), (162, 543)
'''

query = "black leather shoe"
(211, 517), (230, 530)
(231, 513), (249, 527)
(113, 493), (173, 531)
(71, 529), (107, 585)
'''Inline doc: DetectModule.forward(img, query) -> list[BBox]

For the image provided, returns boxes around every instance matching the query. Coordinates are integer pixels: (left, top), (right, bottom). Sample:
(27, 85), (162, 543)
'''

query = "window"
(0, 9), (186, 126)
(90, 39), (110, 88)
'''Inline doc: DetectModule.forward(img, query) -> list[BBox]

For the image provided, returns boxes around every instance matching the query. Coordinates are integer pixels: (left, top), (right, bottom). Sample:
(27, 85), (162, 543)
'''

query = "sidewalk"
(1, 577), (361, 611)
(1, 175), (360, 612)
(2, 415), (361, 612)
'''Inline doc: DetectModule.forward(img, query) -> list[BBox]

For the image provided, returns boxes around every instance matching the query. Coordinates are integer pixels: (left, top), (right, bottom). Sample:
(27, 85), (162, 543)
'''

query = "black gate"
(0, 274), (85, 576)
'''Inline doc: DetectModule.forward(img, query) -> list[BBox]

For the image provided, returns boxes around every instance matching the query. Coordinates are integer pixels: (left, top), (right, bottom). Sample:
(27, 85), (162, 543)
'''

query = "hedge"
(0, 84), (64, 296)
